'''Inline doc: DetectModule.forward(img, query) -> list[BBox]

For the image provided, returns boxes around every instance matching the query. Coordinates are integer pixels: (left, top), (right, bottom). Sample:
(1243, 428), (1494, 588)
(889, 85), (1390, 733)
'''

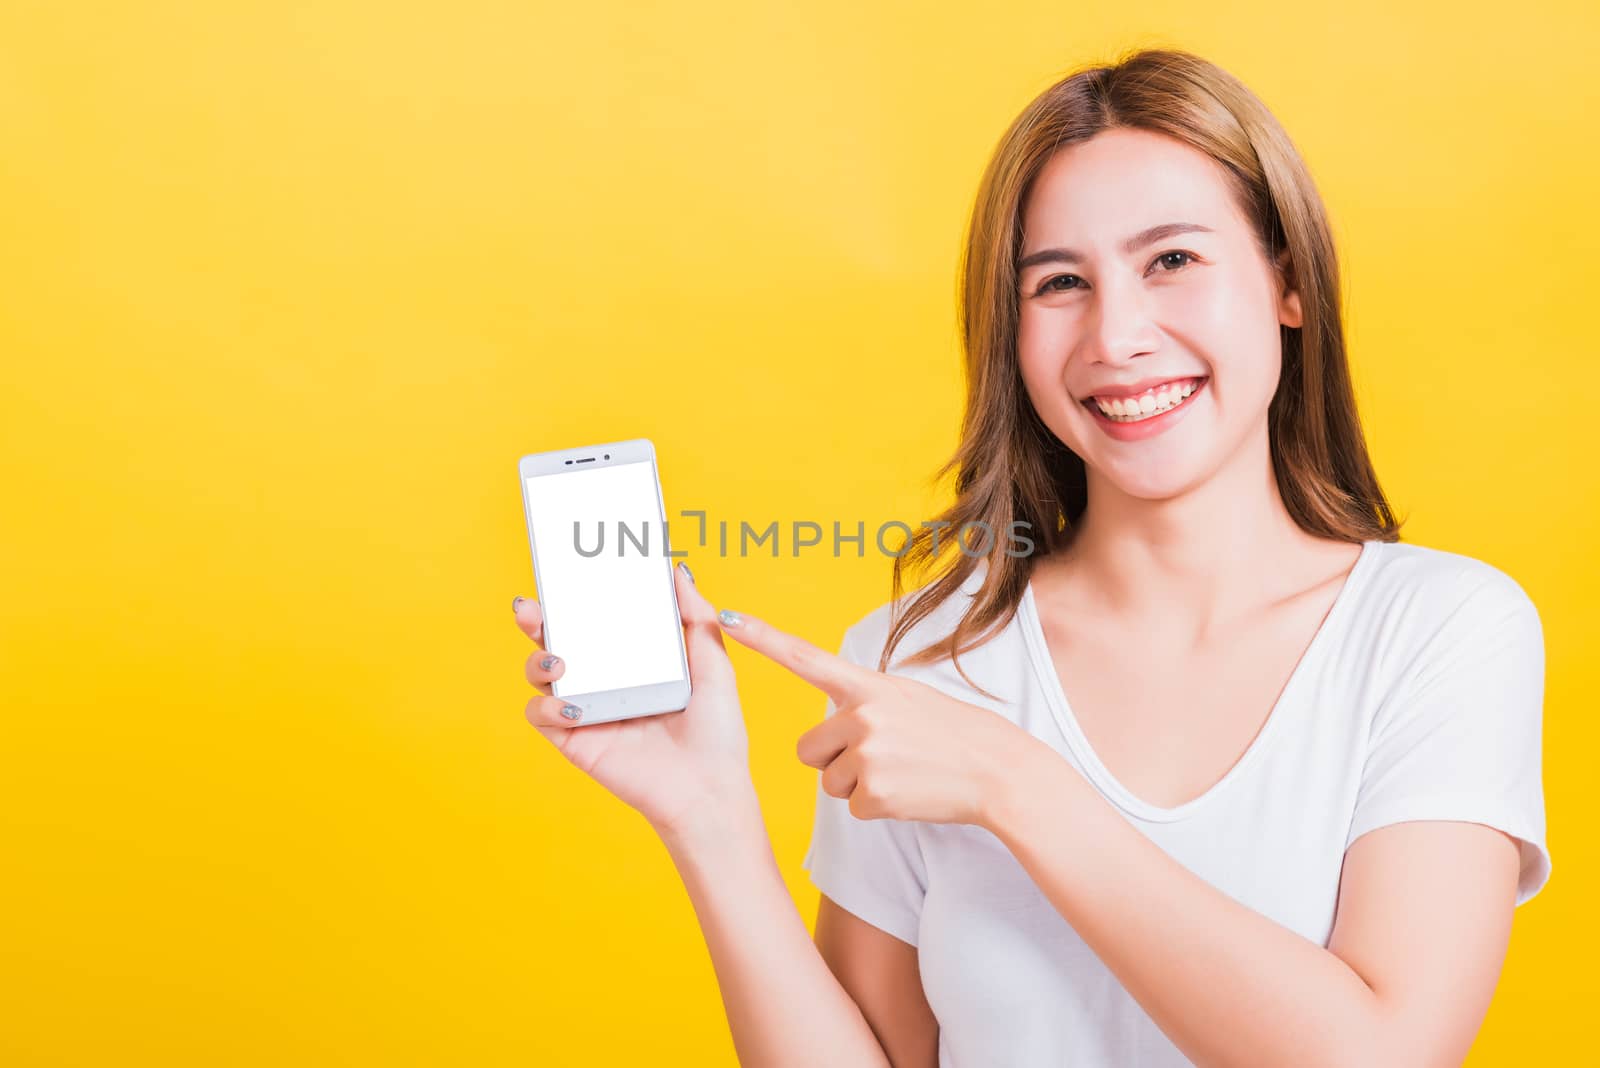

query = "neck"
(1041, 423), (1346, 635)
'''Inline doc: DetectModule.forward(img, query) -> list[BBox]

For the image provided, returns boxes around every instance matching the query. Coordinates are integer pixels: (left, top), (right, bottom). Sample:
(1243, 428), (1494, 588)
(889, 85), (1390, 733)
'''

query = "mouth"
(1081, 376), (1208, 424)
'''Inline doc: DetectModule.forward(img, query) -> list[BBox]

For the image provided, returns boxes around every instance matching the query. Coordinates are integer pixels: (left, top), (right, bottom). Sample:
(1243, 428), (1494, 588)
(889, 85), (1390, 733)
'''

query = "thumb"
(674, 562), (736, 689)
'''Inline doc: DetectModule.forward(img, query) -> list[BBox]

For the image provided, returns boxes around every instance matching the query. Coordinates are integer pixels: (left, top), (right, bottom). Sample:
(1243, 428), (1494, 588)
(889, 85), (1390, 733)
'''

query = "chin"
(1113, 476), (1200, 502)
(1091, 457), (1209, 502)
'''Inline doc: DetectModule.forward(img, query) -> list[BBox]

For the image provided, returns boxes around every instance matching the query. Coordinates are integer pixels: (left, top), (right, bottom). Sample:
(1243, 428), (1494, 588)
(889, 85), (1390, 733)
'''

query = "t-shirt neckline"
(1017, 538), (1382, 823)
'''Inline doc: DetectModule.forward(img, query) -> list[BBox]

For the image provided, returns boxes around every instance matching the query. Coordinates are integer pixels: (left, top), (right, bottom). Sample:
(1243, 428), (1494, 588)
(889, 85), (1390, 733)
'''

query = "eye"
(1031, 249), (1200, 296)
(1036, 272), (1085, 294)
(1153, 249), (1198, 272)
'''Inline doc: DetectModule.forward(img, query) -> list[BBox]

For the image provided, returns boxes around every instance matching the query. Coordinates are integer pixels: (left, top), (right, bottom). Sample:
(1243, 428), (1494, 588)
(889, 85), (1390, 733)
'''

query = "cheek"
(1173, 273), (1282, 400)
(1172, 271), (1240, 339)
(1016, 306), (1073, 393)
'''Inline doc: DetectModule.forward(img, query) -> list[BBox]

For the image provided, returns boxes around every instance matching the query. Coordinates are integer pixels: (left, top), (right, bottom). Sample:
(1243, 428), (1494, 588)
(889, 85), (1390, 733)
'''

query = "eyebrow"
(1016, 222), (1216, 271)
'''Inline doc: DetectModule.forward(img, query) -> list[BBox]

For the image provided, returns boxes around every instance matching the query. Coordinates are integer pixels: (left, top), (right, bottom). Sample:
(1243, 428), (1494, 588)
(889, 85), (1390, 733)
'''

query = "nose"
(1082, 270), (1162, 368)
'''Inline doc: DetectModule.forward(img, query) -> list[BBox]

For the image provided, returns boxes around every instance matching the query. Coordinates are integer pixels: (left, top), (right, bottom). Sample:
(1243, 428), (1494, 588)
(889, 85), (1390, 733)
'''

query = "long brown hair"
(875, 47), (1404, 697)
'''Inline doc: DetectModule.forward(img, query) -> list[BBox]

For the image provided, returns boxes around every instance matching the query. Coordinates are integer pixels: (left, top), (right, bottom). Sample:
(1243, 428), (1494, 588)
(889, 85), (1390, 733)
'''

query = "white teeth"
(1093, 379), (1199, 422)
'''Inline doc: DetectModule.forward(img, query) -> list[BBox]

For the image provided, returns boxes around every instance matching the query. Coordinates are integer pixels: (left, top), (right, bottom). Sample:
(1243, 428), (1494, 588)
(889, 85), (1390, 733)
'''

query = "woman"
(513, 48), (1550, 1067)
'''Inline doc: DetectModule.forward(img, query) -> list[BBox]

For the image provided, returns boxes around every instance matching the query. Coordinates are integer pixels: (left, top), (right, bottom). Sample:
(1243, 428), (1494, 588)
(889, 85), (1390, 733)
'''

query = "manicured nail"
(513, 595), (525, 613)
(540, 654), (560, 670)
(679, 562), (695, 585)
(718, 609), (742, 628)
(559, 704), (583, 721)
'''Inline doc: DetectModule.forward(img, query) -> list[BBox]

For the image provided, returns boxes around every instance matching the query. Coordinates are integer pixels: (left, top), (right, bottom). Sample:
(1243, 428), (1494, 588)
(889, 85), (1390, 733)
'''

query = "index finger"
(716, 607), (878, 704)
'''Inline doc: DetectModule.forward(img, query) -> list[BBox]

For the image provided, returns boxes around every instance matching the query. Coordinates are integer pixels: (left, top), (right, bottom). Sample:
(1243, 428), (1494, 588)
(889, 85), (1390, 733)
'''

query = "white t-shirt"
(801, 538), (1551, 1067)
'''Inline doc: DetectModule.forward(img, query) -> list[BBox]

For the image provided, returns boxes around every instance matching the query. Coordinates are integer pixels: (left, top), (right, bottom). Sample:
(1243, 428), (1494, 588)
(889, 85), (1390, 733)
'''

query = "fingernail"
(559, 704), (583, 721)
(679, 562), (695, 585)
(718, 608), (742, 628)
(513, 596), (525, 613)
(540, 654), (560, 670)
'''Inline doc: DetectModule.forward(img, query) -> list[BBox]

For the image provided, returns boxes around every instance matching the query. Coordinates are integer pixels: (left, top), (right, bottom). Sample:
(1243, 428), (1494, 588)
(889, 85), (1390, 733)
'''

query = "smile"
(1086, 376), (1206, 422)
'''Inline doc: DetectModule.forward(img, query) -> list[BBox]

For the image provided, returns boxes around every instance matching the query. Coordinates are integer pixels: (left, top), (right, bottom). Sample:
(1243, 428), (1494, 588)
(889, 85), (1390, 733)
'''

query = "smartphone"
(517, 438), (691, 725)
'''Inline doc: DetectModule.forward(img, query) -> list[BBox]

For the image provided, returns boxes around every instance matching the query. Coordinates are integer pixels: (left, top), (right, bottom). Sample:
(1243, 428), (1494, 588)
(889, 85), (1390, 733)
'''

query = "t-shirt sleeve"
(1345, 565), (1551, 906)
(800, 624), (929, 946)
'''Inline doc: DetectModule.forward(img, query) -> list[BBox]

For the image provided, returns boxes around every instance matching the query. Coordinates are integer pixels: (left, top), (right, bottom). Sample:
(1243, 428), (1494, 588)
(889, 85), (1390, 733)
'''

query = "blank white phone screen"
(524, 460), (685, 698)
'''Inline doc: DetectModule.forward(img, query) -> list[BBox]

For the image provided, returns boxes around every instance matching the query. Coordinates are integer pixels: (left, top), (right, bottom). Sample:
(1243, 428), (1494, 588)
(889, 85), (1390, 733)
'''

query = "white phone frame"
(517, 437), (692, 725)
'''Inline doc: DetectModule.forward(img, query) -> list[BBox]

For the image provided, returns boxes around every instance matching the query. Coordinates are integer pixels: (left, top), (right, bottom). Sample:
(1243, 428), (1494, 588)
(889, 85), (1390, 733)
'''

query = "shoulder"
(1356, 539), (1544, 685)
(1362, 539), (1541, 630)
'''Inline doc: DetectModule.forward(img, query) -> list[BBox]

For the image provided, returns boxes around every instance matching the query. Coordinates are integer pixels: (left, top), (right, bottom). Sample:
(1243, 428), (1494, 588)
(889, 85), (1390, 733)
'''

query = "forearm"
(985, 738), (1389, 1068)
(657, 783), (892, 1068)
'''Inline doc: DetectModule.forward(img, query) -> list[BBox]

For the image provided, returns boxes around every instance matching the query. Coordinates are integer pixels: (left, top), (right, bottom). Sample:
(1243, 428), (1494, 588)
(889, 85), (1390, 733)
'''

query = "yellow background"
(2, 2), (1595, 1063)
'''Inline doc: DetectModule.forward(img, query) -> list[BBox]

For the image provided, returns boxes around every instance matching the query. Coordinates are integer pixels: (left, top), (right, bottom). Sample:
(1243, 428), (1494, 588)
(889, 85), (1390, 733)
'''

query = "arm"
(524, 569), (922, 1066)
(814, 895), (940, 1068)
(984, 737), (1522, 1068)
(656, 783), (894, 1068)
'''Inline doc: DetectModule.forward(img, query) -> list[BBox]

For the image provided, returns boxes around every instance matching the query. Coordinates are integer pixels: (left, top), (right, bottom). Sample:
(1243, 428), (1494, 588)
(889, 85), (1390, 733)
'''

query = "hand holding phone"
(514, 440), (757, 834)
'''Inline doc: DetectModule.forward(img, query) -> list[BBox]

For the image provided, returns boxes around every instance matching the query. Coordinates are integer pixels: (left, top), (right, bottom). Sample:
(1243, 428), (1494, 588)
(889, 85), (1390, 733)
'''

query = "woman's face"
(1015, 127), (1301, 502)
